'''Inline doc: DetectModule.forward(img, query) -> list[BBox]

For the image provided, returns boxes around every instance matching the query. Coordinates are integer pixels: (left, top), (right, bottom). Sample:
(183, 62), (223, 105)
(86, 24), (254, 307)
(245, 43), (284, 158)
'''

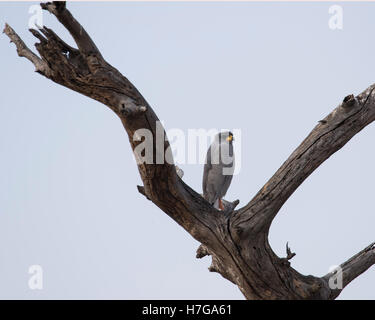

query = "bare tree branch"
(323, 242), (375, 299)
(4, 2), (374, 299)
(231, 89), (375, 236)
(40, 1), (102, 59)
(3, 23), (51, 76)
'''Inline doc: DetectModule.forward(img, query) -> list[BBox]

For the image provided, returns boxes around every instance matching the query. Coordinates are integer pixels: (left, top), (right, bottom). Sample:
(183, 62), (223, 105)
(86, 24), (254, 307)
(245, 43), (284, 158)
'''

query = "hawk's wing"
(202, 144), (212, 198)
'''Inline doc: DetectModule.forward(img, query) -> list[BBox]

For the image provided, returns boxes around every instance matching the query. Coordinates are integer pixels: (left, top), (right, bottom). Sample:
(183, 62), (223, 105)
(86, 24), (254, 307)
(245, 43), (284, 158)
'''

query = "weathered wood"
(4, 2), (374, 299)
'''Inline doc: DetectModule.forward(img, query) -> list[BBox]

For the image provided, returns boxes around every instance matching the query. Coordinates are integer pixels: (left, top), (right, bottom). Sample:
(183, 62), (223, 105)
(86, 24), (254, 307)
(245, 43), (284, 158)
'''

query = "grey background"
(0, 1), (374, 299)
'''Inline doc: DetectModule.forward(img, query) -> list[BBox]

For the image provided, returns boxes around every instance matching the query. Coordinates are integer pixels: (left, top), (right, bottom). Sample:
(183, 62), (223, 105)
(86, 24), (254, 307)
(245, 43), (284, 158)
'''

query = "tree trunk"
(4, 2), (375, 300)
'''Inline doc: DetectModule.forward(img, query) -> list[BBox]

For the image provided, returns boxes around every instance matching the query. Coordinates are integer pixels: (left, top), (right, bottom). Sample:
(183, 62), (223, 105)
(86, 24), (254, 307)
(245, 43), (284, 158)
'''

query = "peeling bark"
(4, 2), (374, 299)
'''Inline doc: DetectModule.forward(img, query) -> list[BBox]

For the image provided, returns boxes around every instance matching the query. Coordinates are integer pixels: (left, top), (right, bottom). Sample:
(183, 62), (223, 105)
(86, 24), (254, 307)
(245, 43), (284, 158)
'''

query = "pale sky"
(0, 1), (374, 299)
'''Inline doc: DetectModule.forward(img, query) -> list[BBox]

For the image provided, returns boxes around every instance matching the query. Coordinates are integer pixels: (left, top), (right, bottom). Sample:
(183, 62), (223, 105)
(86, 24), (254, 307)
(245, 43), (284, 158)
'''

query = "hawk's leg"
(219, 198), (224, 211)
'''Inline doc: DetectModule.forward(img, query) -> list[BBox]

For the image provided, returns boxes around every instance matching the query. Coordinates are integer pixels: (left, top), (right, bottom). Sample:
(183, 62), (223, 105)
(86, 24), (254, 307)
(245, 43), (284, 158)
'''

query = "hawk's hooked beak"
(226, 135), (234, 142)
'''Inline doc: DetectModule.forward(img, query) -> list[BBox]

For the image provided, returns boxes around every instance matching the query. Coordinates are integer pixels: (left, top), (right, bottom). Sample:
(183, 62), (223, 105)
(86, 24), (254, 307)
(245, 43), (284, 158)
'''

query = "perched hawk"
(202, 131), (235, 210)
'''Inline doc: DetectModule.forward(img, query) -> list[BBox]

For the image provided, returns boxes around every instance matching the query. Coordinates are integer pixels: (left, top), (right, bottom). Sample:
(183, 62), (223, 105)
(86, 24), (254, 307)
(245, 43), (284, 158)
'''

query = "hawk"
(202, 131), (235, 210)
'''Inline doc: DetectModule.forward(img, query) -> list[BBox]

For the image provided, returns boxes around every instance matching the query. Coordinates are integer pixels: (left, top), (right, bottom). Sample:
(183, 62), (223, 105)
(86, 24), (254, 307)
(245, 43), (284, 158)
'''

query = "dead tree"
(4, 2), (374, 299)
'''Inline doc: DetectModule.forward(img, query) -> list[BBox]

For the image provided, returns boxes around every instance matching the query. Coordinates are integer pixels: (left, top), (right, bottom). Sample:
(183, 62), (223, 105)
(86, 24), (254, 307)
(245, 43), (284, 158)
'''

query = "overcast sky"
(0, 1), (374, 299)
